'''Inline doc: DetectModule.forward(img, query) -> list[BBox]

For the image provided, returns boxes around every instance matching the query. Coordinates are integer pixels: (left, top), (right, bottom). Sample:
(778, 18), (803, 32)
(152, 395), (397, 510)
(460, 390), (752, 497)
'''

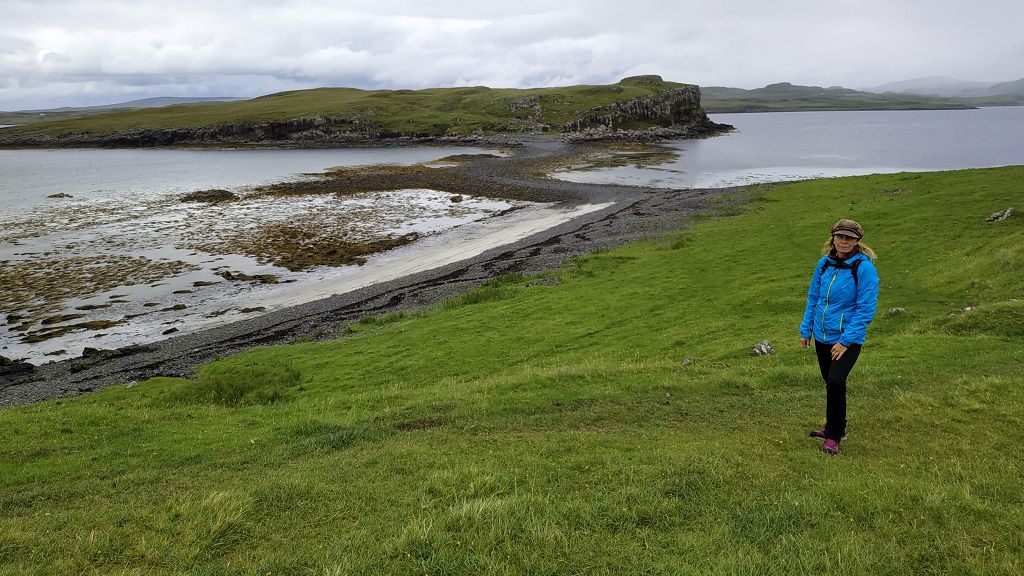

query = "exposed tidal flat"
(2, 146), (552, 364)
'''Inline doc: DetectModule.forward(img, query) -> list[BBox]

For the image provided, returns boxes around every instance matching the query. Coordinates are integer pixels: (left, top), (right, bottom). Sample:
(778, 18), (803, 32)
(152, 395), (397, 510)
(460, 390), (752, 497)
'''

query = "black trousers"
(814, 340), (862, 441)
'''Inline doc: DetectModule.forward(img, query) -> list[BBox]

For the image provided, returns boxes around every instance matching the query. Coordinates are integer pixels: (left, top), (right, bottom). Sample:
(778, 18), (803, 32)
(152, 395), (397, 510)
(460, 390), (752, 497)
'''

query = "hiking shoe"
(821, 439), (840, 455)
(809, 428), (847, 441)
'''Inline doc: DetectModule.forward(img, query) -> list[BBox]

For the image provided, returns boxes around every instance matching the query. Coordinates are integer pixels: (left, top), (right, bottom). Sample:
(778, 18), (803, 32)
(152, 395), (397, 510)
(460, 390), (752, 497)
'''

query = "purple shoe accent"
(821, 439), (840, 455)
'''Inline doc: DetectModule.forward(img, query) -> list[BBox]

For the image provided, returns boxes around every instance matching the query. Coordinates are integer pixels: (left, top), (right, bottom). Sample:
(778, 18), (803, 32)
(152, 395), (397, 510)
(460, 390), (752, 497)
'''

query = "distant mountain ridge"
(699, 82), (975, 113)
(0, 97), (245, 126)
(962, 77), (1024, 97)
(6, 97), (245, 114)
(700, 77), (1024, 113)
(862, 76), (1024, 98)
(701, 82), (860, 100)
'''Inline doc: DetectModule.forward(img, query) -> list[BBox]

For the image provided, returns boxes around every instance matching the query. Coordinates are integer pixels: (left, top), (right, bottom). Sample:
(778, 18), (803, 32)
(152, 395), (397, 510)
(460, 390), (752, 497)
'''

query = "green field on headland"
(0, 76), (708, 145)
(2, 167), (1022, 574)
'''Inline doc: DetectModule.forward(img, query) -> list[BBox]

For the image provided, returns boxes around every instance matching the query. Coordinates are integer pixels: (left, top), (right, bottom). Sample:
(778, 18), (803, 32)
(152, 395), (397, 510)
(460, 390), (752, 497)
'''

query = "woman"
(799, 219), (879, 455)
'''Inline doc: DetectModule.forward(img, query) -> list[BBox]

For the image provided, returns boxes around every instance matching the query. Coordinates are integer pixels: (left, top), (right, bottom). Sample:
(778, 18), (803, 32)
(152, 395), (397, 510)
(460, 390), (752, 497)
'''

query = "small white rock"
(753, 340), (775, 356)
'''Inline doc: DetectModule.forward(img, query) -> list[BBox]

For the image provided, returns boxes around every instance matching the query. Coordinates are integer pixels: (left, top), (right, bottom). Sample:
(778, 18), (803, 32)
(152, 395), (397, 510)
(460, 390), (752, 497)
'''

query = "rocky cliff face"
(561, 83), (712, 133)
(0, 116), (394, 147)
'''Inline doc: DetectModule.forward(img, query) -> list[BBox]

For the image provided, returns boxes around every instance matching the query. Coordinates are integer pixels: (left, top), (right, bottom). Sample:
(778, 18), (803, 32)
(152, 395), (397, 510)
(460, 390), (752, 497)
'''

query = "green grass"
(3, 76), (692, 139)
(173, 360), (303, 406)
(2, 167), (1023, 574)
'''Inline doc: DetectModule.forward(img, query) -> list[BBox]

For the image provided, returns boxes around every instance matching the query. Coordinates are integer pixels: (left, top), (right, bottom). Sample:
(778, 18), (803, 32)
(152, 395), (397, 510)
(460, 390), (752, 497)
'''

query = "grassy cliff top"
(5, 76), (694, 137)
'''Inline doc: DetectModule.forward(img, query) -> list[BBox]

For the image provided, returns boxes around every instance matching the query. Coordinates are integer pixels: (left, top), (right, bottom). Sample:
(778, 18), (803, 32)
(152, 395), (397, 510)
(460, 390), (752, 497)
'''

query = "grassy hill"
(1, 167), (1022, 574)
(0, 76), (707, 144)
(702, 82), (978, 113)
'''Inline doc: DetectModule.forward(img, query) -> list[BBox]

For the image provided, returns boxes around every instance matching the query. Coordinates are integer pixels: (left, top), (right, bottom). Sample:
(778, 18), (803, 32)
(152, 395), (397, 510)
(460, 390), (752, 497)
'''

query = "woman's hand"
(800, 337), (811, 348)
(831, 343), (848, 360)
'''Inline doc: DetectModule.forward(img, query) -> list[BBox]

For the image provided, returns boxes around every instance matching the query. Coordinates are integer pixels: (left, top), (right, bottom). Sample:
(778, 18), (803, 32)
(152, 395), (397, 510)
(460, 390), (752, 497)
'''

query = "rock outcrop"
(752, 340), (775, 356)
(3, 121), (488, 147)
(180, 189), (240, 203)
(986, 207), (1013, 222)
(1, 116), (386, 148)
(562, 82), (711, 134)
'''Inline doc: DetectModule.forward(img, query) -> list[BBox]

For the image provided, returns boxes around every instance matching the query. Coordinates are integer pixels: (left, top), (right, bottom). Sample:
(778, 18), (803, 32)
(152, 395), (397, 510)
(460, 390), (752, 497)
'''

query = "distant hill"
(700, 82), (975, 113)
(982, 77), (1024, 96)
(863, 76), (1024, 104)
(0, 97), (244, 126)
(701, 82), (860, 100)
(863, 76), (995, 97)
(20, 96), (245, 113)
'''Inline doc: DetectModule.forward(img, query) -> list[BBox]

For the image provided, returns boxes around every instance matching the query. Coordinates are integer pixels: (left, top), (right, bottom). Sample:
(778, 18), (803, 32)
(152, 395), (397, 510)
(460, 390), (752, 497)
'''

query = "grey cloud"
(1, 0), (1022, 109)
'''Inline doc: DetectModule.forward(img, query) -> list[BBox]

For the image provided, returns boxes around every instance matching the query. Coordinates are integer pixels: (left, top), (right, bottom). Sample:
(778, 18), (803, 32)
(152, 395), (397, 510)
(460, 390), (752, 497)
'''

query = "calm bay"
(555, 106), (1024, 187)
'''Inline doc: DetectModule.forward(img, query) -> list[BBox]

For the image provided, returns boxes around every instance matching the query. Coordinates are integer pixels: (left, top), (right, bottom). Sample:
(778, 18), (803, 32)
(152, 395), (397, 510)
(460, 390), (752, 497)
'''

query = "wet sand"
(0, 136), (739, 407)
(252, 201), (614, 310)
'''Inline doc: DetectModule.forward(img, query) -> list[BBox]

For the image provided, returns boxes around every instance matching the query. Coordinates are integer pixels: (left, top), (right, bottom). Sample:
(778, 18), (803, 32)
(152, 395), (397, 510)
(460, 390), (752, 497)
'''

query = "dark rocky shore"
(0, 132), (745, 408)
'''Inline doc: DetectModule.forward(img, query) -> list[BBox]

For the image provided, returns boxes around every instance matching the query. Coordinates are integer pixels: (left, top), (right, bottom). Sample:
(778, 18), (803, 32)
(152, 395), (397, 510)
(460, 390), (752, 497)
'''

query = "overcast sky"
(1, 0), (1021, 110)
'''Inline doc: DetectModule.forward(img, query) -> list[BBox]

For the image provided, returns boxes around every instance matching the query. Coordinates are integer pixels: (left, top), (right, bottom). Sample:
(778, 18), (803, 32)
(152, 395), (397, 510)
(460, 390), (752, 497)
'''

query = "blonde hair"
(822, 237), (876, 260)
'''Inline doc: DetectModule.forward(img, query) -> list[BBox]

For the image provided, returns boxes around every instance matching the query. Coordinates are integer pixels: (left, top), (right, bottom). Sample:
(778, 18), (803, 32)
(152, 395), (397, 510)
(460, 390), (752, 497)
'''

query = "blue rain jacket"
(800, 252), (879, 346)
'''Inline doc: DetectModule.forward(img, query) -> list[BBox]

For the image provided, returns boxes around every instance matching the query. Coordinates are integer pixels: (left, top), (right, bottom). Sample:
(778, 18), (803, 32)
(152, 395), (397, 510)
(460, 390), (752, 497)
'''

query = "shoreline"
(250, 201), (615, 311)
(0, 136), (739, 407)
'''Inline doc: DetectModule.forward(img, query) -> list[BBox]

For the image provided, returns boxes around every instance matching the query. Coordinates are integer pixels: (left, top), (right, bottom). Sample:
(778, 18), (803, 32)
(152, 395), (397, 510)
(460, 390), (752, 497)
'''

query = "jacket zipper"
(821, 271), (838, 341)
(840, 313), (845, 333)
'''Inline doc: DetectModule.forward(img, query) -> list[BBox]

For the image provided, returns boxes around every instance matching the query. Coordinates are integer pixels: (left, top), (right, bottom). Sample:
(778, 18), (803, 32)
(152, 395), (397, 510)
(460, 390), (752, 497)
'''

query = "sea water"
(554, 107), (1024, 188)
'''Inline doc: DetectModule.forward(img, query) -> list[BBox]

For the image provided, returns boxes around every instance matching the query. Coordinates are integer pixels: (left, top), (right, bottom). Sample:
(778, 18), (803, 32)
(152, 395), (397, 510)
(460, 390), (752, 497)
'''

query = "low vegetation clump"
(174, 360), (303, 406)
(442, 274), (525, 309)
(1, 167), (1022, 574)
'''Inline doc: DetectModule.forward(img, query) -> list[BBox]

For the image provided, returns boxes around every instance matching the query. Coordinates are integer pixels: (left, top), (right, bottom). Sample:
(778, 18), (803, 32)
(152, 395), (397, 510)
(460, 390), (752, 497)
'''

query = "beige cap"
(831, 218), (864, 239)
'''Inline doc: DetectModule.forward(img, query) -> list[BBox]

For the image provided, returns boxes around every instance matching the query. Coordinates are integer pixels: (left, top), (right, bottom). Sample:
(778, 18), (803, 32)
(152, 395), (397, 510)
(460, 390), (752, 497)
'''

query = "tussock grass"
(1, 167), (1023, 574)
(358, 310), (413, 325)
(442, 274), (525, 309)
(174, 359), (302, 406)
